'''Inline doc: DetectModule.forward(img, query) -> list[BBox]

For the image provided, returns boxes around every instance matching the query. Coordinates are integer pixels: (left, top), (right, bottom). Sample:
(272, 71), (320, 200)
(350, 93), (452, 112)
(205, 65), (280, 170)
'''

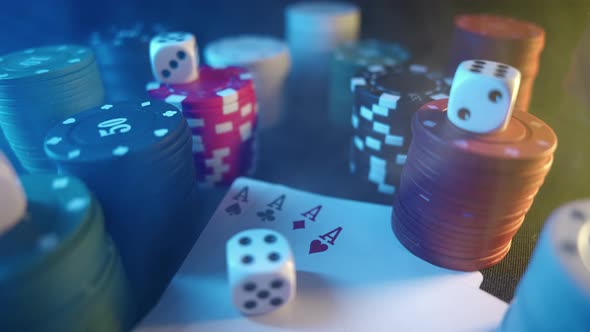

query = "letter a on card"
(233, 186), (249, 203)
(301, 205), (322, 222)
(267, 194), (286, 211)
(319, 227), (343, 245)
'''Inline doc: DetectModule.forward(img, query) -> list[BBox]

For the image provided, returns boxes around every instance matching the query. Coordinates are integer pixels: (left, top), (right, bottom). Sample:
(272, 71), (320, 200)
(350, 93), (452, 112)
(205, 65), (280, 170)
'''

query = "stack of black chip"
(89, 22), (167, 102)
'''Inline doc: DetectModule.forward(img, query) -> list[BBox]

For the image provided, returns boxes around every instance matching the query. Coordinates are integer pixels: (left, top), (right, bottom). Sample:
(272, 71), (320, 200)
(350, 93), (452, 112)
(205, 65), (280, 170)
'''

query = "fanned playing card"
(136, 177), (508, 332)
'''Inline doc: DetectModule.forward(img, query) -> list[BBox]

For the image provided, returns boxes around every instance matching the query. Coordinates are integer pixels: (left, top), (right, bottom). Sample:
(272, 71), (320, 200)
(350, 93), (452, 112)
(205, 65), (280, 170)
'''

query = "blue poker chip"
(0, 174), (133, 331)
(89, 22), (168, 102)
(44, 100), (187, 164)
(0, 45), (105, 173)
(0, 45), (96, 84)
(44, 99), (199, 320)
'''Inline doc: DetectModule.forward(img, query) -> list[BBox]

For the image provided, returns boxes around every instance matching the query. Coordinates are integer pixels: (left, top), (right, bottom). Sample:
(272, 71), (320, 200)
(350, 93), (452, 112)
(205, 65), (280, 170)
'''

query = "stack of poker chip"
(0, 174), (132, 331)
(89, 22), (167, 102)
(329, 40), (411, 127)
(0, 45), (105, 173)
(44, 100), (198, 319)
(392, 99), (557, 271)
(502, 200), (590, 332)
(205, 35), (291, 129)
(349, 64), (450, 196)
(147, 66), (258, 187)
(448, 14), (545, 112)
(285, 2), (360, 115)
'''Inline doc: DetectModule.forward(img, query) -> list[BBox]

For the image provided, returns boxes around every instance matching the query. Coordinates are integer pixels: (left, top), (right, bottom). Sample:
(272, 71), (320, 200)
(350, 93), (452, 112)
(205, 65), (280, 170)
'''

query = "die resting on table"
(226, 229), (296, 316)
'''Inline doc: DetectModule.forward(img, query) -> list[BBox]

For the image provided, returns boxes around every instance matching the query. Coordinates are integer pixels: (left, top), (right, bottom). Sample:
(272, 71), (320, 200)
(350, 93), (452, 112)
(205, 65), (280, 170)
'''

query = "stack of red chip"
(448, 14), (545, 112)
(147, 66), (258, 187)
(392, 99), (557, 271)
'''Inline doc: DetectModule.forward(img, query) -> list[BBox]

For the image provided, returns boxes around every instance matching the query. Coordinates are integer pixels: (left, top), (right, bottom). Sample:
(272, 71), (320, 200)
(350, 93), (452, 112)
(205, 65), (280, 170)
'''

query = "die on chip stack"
(147, 66), (258, 187)
(350, 63), (450, 196)
(448, 14), (545, 112)
(89, 22), (167, 102)
(205, 35), (291, 128)
(392, 99), (557, 271)
(502, 200), (590, 332)
(44, 100), (199, 320)
(0, 174), (132, 332)
(0, 45), (104, 173)
(329, 39), (411, 127)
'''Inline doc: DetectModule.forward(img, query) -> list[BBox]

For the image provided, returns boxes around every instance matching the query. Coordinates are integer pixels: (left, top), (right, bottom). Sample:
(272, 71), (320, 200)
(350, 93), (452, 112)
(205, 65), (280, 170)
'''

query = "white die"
(226, 229), (296, 315)
(0, 153), (26, 234)
(149, 32), (199, 84)
(448, 60), (521, 134)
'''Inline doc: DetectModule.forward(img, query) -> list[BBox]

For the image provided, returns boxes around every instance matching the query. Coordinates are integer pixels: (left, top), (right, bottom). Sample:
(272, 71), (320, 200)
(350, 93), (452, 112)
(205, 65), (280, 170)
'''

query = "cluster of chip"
(501, 200), (590, 332)
(392, 98), (557, 271)
(43, 100), (199, 319)
(448, 14), (545, 112)
(89, 22), (167, 102)
(205, 35), (291, 128)
(0, 45), (105, 173)
(329, 40), (411, 127)
(0, 174), (132, 331)
(349, 63), (450, 195)
(147, 66), (258, 187)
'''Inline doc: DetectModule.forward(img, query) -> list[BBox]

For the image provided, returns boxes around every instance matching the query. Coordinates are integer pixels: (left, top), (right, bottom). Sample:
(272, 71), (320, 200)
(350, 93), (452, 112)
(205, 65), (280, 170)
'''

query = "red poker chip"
(454, 14), (545, 44)
(146, 66), (255, 109)
(392, 202), (513, 271)
(391, 98), (556, 271)
(448, 14), (545, 112)
(413, 99), (557, 162)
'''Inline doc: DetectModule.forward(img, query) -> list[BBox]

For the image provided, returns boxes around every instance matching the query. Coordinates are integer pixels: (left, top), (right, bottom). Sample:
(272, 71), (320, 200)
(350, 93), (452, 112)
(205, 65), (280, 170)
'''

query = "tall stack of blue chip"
(44, 100), (201, 322)
(89, 22), (167, 102)
(0, 174), (133, 331)
(0, 45), (105, 173)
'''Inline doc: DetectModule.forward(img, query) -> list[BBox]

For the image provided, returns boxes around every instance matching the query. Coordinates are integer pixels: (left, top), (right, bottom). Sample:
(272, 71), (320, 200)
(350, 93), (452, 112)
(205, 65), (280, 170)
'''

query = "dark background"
(1, 0), (589, 303)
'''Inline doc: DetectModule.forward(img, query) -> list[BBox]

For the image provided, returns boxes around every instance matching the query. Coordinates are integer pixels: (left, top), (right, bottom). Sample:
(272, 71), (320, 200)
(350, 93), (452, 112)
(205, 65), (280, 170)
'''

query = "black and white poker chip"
(349, 63), (450, 196)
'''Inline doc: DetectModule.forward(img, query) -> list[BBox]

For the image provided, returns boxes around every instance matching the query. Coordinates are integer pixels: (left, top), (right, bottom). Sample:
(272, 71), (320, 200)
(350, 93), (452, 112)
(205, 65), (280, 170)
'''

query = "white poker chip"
(204, 35), (291, 128)
(503, 199), (590, 331)
(0, 153), (26, 234)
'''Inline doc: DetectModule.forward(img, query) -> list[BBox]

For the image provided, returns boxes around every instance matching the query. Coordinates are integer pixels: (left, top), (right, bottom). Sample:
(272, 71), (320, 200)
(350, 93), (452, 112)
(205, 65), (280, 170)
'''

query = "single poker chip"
(146, 66), (255, 109)
(454, 14), (545, 44)
(44, 100), (187, 164)
(503, 200), (590, 331)
(412, 99), (557, 162)
(0, 45), (96, 84)
(0, 153), (26, 234)
(351, 64), (450, 110)
(205, 35), (290, 68)
(333, 40), (410, 68)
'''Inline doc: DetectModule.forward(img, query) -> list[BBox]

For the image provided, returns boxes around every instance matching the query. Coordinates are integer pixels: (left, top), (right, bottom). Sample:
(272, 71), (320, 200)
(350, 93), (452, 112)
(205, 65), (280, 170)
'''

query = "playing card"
(136, 177), (508, 332)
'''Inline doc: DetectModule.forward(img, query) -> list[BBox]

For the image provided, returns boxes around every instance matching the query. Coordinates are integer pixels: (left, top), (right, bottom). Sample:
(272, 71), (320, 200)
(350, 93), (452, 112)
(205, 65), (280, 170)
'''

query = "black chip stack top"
(0, 45), (105, 173)
(349, 63), (451, 196)
(89, 22), (167, 102)
(0, 174), (132, 331)
(44, 100), (199, 320)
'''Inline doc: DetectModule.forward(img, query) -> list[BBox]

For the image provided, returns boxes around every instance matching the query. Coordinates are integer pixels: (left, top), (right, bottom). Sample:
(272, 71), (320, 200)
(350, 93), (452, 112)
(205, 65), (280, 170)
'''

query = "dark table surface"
(1, 0), (590, 304)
